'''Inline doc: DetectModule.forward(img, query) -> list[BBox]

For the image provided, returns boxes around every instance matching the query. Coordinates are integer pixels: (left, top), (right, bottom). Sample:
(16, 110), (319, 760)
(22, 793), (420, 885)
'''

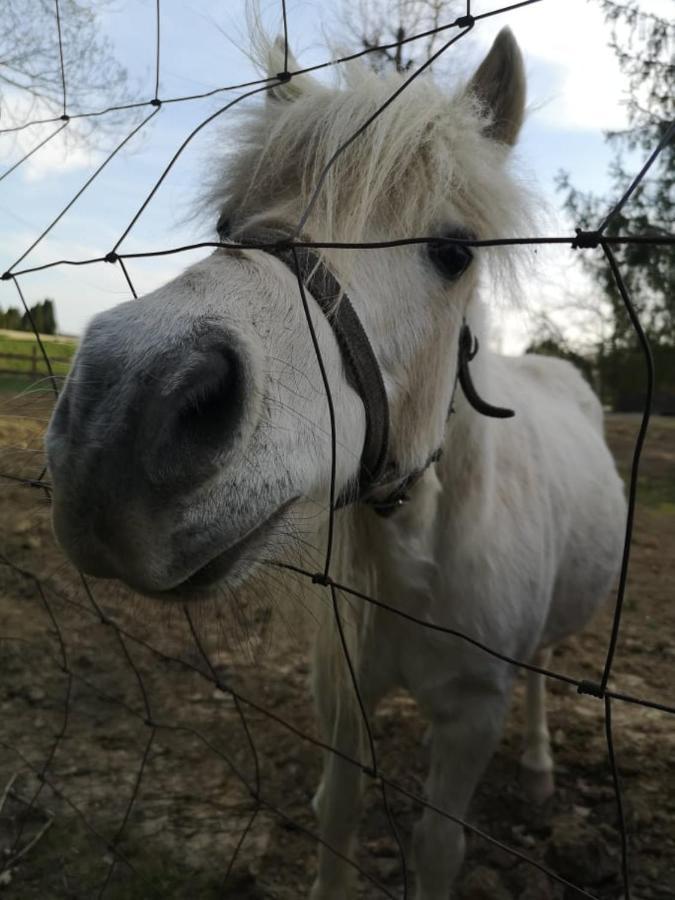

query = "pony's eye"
(428, 235), (474, 280)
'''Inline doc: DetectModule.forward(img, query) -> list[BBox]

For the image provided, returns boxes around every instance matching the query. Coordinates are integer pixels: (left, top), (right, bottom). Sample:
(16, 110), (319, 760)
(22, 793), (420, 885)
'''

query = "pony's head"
(46, 28), (528, 597)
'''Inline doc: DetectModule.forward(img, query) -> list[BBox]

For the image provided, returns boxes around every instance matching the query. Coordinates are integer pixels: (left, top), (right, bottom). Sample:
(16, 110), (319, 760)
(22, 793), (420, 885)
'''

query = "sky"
(0, 0), (666, 352)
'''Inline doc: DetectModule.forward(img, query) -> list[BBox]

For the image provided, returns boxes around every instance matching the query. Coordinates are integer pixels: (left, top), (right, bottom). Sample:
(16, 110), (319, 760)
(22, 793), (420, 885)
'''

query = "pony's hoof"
(520, 765), (555, 805)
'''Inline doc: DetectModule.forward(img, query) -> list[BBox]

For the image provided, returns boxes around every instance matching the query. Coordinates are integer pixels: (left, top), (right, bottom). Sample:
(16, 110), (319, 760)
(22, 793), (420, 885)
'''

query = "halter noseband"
(227, 227), (514, 517)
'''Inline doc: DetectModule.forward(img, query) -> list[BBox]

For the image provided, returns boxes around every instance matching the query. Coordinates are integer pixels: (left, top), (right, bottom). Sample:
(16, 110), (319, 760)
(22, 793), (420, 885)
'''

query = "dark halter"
(227, 227), (514, 517)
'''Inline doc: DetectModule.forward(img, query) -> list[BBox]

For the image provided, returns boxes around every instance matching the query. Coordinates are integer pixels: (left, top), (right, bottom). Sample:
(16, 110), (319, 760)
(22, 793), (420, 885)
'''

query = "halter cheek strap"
(238, 228), (390, 492)
(228, 228), (514, 516)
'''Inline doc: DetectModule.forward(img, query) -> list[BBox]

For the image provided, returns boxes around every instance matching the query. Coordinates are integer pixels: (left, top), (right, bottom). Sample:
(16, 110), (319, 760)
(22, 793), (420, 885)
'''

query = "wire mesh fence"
(1, 1), (674, 898)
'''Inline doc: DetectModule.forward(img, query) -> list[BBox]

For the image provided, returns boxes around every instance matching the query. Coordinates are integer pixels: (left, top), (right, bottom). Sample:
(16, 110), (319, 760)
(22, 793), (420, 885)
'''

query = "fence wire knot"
(150, 98), (162, 107)
(572, 228), (602, 250)
(276, 71), (292, 83)
(312, 572), (333, 587)
(456, 15), (475, 28)
(104, 251), (119, 264)
(577, 679), (605, 699)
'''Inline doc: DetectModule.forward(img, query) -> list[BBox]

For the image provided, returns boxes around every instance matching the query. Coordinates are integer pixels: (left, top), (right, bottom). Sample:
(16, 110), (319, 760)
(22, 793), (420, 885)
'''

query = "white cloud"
(1, 90), (104, 181)
(22, 134), (104, 182)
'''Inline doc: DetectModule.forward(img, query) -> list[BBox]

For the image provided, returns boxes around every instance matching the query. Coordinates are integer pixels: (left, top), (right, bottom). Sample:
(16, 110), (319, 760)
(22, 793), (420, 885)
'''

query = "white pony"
(46, 28), (626, 900)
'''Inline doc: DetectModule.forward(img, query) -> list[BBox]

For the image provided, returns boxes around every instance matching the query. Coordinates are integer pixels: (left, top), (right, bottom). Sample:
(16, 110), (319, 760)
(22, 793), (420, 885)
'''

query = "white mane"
(207, 40), (533, 274)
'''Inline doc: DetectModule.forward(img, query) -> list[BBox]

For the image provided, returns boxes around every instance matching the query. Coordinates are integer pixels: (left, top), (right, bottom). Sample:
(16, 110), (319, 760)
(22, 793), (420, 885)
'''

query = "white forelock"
(206, 35), (533, 264)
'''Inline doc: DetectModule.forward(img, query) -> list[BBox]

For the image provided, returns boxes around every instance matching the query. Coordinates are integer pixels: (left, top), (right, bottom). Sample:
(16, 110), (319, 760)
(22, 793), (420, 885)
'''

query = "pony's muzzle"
(45, 321), (260, 592)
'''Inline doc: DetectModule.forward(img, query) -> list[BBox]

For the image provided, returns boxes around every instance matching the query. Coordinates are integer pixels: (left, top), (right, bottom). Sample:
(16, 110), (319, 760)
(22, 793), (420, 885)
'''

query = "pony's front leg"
(520, 647), (555, 804)
(309, 702), (367, 900)
(412, 688), (510, 900)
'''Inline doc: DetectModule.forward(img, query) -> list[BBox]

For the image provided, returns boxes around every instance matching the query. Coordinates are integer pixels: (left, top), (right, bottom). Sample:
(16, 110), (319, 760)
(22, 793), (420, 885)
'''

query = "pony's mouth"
(156, 498), (297, 599)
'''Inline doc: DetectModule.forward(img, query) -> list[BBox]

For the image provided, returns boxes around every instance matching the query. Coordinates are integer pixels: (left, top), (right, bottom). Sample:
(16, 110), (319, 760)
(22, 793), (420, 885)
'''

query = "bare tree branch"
(0, 0), (133, 142)
(337, 0), (461, 73)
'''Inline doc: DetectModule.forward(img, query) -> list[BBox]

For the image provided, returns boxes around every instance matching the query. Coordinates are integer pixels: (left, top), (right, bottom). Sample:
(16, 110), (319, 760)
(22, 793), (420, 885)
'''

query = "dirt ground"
(0, 384), (673, 900)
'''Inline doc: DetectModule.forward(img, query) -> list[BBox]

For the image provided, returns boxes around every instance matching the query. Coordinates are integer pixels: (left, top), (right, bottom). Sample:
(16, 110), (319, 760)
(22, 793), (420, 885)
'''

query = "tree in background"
(0, 0), (130, 137)
(0, 299), (58, 335)
(26, 299), (58, 335)
(338, 0), (459, 73)
(558, 2), (673, 352)
(0, 306), (22, 331)
(537, 1), (673, 412)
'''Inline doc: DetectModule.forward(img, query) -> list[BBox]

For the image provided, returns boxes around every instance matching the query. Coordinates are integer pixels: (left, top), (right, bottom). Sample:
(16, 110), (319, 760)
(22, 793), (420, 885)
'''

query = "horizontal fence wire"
(1, 0), (673, 898)
(1, 233), (672, 281)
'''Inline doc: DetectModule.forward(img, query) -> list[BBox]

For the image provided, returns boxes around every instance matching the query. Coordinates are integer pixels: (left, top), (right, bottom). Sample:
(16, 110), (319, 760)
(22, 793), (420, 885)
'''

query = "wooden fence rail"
(0, 347), (72, 378)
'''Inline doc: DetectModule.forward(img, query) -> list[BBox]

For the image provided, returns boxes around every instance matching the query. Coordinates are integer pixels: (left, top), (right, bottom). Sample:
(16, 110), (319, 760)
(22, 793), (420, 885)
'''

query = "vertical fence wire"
(153, 0), (161, 102)
(53, 0), (67, 118)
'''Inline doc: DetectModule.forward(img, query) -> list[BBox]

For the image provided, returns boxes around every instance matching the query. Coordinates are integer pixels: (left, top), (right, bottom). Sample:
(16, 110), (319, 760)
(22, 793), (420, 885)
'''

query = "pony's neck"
(328, 303), (496, 622)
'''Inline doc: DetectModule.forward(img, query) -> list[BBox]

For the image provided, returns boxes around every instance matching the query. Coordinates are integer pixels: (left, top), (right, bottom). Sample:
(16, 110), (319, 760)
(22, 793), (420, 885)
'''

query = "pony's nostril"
(173, 348), (244, 447)
(145, 346), (246, 484)
(176, 352), (238, 445)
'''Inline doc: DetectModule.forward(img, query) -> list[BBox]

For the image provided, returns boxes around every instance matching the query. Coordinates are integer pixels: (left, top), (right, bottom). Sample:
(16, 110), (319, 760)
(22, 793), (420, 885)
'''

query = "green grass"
(0, 374), (55, 396)
(615, 461), (675, 515)
(0, 333), (76, 382)
(636, 474), (675, 513)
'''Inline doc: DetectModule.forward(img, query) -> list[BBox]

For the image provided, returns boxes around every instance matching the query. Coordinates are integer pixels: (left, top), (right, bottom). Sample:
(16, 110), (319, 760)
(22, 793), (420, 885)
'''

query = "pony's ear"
(466, 28), (526, 146)
(266, 37), (311, 102)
